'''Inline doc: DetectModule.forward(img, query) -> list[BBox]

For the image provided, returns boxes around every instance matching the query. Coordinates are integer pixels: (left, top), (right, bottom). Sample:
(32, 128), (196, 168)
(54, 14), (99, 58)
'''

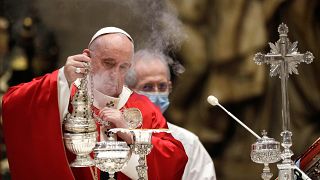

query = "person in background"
(126, 49), (217, 180)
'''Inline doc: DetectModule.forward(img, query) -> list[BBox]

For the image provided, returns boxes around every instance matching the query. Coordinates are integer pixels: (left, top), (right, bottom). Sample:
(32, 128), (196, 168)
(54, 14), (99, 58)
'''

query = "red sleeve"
(124, 93), (188, 180)
(2, 70), (75, 180)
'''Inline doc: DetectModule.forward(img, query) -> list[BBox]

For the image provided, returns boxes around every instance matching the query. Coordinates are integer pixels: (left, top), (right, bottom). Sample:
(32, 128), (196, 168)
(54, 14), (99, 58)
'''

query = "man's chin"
(110, 91), (121, 97)
(101, 89), (121, 97)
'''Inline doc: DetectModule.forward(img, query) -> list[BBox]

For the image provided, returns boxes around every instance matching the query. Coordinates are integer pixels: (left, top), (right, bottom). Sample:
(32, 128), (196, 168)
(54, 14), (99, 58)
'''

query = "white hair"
(125, 49), (171, 88)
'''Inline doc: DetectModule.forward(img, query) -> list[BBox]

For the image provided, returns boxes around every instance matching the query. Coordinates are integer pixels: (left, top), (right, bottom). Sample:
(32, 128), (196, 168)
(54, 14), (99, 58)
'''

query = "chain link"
(88, 62), (94, 109)
(84, 62), (95, 117)
(87, 64), (99, 180)
(86, 62), (111, 126)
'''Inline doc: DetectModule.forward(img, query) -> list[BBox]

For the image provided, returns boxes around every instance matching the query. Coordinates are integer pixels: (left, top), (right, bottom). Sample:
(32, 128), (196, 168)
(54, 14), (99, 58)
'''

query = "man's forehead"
(100, 57), (131, 63)
(136, 64), (168, 78)
(90, 34), (134, 61)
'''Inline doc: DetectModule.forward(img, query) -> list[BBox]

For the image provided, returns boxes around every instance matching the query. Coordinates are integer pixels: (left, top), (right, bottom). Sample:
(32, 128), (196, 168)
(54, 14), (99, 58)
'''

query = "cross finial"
(261, 130), (268, 137)
(253, 23), (314, 78)
(278, 23), (288, 35)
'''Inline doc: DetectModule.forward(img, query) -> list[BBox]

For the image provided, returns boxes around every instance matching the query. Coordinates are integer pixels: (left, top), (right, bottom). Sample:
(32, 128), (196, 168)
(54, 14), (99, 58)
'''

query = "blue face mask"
(138, 91), (170, 113)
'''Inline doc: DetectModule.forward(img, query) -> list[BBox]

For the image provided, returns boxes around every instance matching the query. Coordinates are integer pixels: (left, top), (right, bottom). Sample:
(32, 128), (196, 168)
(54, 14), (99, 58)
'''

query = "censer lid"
(93, 141), (131, 159)
(94, 141), (130, 151)
(253, 130), (280, 149)
(251, 130), (281, 164)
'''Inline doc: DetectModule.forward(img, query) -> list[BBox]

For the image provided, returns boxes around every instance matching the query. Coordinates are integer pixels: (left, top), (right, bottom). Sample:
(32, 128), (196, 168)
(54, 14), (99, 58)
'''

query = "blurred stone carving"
(168, 0), (320, 179)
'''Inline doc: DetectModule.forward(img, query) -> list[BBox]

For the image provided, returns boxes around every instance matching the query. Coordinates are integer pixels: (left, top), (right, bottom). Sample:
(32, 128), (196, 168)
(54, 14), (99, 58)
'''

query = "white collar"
(92, 86), (132, 110)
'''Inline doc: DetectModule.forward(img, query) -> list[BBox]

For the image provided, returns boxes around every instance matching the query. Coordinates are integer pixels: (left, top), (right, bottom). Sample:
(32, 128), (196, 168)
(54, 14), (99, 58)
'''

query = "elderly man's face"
(134, 58), (170, 93)
(89, 34), (133, 97)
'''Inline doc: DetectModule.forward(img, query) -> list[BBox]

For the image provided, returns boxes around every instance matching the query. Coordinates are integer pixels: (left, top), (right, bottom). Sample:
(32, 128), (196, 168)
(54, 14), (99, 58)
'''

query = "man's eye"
(158, 83), (168, 91)
(142, 84), (154, 92)
(120, 64), (129, 71)
(104, 62), (114, 68)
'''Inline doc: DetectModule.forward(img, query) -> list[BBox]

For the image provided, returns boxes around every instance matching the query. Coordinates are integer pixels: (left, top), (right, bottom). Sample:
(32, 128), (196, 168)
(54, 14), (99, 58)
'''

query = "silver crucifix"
(253, 23), (314, 180)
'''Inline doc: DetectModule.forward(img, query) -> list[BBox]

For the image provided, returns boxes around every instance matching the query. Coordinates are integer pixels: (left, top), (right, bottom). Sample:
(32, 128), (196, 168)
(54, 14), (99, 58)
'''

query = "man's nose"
(110, 67), (120, 77)
(153, 86), (161, 93)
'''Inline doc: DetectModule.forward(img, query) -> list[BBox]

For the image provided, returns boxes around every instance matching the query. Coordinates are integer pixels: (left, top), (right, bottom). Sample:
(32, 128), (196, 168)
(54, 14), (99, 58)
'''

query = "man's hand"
(99, 107), (133, 144)
(64, 53), (91, 86)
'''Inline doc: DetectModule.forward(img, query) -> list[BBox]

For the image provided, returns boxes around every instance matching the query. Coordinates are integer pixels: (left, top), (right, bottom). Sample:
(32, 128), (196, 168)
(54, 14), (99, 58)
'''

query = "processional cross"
(253, 23), (314, 180)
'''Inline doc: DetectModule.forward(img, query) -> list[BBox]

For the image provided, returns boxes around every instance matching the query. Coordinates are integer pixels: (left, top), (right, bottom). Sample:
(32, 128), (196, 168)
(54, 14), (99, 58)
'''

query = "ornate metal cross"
(253, 23), (314, 180)
(254, 22), (314, 132)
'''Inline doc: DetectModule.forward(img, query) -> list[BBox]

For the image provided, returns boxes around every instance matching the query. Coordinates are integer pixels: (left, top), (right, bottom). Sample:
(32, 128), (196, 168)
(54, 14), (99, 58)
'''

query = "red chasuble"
(2, 70), (187, 180)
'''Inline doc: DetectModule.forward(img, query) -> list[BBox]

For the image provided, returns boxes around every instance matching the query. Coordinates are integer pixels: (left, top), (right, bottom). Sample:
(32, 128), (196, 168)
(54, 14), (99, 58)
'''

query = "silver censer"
(64, 77), (97, 167)
(251, 130), (281, 180)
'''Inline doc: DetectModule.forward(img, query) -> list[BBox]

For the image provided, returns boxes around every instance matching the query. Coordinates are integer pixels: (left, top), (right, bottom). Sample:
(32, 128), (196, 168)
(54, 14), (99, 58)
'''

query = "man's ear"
(83, 49), (90, 57)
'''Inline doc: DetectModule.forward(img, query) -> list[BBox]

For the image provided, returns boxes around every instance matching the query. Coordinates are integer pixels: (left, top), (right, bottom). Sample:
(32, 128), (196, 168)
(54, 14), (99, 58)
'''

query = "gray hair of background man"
(125, 49), (171, 88)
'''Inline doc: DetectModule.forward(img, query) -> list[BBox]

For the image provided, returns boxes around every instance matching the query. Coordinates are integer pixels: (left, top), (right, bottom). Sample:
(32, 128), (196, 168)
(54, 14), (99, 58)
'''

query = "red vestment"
(2, 70), (187, 180)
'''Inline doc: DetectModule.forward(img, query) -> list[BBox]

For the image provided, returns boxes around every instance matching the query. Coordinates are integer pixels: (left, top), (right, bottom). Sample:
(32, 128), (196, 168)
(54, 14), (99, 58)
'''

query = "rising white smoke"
(32, 0), (185, 72)
(124, 0), (186, 52)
